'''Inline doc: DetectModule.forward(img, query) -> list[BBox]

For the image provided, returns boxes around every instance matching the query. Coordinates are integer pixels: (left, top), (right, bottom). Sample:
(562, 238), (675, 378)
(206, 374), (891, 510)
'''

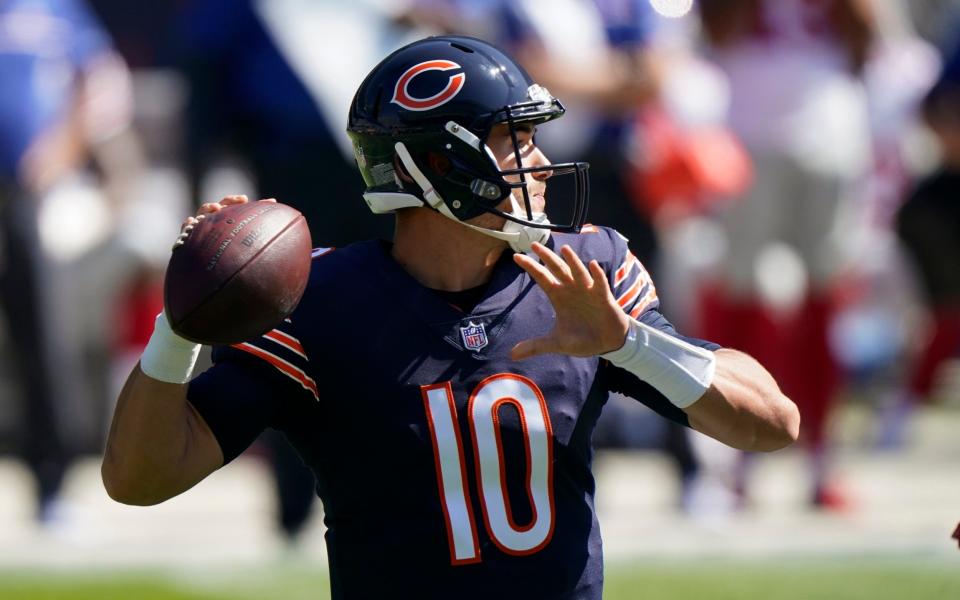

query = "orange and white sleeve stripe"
(232, 321), (318, 401)
(611, 250), (658, 319)
(228, 247), (335, 400)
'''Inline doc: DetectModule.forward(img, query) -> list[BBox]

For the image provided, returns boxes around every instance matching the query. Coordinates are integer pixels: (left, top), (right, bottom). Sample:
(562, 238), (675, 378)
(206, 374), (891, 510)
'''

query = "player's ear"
(426, 152), (451, 176)
(393, 152), (450, 182)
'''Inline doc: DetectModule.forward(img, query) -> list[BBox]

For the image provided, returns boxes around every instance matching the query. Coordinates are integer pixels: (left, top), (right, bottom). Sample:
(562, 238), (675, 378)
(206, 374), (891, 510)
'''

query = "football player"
(103, 36), (798, 599)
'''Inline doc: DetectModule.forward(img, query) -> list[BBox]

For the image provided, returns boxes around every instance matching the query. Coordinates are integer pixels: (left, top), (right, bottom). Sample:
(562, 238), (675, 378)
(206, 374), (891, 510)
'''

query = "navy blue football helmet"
(347, 35), (589, 251)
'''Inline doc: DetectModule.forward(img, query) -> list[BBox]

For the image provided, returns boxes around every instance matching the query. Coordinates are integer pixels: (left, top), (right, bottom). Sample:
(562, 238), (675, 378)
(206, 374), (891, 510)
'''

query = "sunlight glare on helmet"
(527, 84), (554, 108)
(649, 0), (693, 18)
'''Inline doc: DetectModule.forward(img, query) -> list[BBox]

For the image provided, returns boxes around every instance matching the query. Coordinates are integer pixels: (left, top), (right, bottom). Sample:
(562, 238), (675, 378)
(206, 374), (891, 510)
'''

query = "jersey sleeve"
(602, 228), (660, 320)
(187, 318), (318, 463)
(596, 227), (721, 426)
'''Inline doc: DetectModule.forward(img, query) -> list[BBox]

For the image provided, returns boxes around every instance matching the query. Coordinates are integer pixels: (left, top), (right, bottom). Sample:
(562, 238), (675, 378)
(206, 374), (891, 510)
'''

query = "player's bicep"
(189, 318), (319, 464)
(187, 344), (312, 463)
(187, 360), (270, 464)
(182, 399), (226, 478)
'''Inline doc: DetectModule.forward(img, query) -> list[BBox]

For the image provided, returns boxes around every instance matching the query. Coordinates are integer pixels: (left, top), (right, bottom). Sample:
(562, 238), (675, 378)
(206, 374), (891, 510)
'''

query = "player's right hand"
(174, 195), (276, 249)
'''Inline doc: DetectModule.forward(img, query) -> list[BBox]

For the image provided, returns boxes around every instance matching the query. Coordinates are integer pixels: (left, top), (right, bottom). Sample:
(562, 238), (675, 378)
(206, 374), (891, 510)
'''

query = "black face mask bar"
(474, 100), (591, 233)
(486, 162), (590, 232)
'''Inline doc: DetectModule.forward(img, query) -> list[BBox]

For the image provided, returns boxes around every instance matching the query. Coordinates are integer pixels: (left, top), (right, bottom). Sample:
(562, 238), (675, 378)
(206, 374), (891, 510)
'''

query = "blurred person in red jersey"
(696, 0), (877, 510)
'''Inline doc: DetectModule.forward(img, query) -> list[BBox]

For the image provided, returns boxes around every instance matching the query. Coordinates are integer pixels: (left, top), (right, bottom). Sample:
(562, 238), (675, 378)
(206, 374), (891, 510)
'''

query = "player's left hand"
(512, 242), (629, 360)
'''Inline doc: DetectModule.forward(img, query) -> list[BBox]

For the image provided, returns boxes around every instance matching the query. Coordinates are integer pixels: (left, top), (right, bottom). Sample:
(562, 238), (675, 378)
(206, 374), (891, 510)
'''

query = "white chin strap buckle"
(503, 212), (551, 253)
(502, 194), (551, 253)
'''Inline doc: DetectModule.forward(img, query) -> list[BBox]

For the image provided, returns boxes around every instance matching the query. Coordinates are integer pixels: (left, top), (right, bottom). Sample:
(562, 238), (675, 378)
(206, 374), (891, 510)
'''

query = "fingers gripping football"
(173, 196), (277, 250)
(511, 243), (629, 360)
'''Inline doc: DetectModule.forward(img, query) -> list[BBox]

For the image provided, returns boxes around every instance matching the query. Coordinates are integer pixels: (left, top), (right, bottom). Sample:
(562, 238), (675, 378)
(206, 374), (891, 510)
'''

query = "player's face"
(467, 123), (551, 233)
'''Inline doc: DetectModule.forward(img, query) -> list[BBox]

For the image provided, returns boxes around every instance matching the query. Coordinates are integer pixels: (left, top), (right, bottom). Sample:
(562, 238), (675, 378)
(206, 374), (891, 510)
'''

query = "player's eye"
(514, 125), (536, 149)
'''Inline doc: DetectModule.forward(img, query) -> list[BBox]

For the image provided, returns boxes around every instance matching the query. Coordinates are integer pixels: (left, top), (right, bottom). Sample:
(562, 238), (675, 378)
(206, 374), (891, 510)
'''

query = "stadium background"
(1, 0), (959, 598)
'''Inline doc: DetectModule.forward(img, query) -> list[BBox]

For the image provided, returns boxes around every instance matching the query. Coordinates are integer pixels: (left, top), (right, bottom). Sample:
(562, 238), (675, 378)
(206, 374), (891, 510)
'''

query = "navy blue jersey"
(188, 226), (718, 599)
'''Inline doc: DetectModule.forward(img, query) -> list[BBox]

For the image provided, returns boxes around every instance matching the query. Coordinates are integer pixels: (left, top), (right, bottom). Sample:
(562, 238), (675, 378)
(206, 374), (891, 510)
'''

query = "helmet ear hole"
(394, 154), (414, 183)
(427, 152), (451, 176)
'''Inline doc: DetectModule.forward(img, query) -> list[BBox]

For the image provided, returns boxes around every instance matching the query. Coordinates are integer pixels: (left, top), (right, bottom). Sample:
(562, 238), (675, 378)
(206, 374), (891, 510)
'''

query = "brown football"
(164, 201), (312, 345)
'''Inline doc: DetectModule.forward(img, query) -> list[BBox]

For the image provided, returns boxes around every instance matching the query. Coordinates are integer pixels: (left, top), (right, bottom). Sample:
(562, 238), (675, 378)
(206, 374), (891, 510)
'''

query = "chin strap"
(394, 142), (550, 253)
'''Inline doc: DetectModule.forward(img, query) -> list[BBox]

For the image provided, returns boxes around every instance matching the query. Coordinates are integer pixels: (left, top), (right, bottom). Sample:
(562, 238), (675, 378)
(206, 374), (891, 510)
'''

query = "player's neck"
(392, 208), (507, 291)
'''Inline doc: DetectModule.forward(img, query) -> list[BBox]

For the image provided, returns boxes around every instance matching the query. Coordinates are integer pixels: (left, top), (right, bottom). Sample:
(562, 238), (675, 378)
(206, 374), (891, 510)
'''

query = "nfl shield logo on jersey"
(460, 321), (488, 351)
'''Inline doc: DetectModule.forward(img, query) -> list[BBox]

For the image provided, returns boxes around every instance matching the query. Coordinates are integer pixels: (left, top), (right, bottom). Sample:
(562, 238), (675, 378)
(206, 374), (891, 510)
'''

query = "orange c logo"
(391, 60), (466, 112)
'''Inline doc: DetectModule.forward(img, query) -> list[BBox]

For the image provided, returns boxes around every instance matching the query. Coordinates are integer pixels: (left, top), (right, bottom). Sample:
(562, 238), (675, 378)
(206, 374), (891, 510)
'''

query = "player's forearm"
(685, 349), (800, 452)
(101, 365), (220, 505)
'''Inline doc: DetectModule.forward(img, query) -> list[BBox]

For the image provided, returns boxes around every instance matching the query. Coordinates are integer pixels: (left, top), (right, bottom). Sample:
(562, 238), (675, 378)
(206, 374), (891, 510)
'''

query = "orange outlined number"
(422, 382), (482, 565)
(422, 374), (555, 565)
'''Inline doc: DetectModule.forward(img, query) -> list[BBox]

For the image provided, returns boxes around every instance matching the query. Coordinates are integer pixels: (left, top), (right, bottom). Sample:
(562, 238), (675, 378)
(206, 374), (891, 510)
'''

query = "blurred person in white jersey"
(697, 0), (876, 510)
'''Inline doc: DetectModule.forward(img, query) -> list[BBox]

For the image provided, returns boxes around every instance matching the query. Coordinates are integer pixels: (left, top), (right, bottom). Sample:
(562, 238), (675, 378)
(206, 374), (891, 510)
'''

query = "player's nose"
(527, 147), (553, 181)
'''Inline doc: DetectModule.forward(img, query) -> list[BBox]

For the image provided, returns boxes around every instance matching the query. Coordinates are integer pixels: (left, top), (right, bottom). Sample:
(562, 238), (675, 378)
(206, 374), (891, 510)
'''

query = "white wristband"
(139, 312), (202, 384)
(601, 318), (716, 409)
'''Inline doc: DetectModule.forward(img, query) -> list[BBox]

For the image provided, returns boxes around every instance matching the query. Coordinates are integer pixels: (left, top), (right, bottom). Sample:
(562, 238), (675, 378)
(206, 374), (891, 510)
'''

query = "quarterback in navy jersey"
(190, 229), (701, 598)
(103, 36), (799, 600)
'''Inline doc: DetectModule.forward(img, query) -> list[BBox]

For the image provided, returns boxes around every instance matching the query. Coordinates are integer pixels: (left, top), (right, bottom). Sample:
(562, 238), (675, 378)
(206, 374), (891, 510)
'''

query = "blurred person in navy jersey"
(697, 0), (876, 510)
(0, 0), (138, 522)
(170, 0), (431, 543)
(880, 38), (960, 446)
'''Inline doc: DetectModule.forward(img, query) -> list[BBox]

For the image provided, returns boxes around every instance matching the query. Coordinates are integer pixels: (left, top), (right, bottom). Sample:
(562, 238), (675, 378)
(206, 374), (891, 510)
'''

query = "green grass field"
(2, 558), (958, 600)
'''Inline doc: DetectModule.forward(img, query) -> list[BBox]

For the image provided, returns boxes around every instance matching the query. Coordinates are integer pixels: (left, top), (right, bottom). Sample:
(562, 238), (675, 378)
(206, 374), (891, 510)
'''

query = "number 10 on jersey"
(421, 374), (556, 565)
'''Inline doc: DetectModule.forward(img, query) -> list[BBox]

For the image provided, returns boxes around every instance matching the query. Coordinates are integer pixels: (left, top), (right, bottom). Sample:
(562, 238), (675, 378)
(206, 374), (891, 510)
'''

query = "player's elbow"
(101, 458), (167, 506)
(101, 460), (140, 505)
(753, 393), (801, 452)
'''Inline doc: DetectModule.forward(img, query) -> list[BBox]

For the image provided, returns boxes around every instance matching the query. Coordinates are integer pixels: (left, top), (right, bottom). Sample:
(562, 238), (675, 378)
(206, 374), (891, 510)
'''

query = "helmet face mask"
(347, 36), (590, 250)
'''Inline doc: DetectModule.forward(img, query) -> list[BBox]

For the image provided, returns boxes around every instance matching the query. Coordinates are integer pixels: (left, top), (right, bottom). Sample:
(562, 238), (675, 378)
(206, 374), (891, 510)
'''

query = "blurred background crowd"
(1, 0), (959, 554)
